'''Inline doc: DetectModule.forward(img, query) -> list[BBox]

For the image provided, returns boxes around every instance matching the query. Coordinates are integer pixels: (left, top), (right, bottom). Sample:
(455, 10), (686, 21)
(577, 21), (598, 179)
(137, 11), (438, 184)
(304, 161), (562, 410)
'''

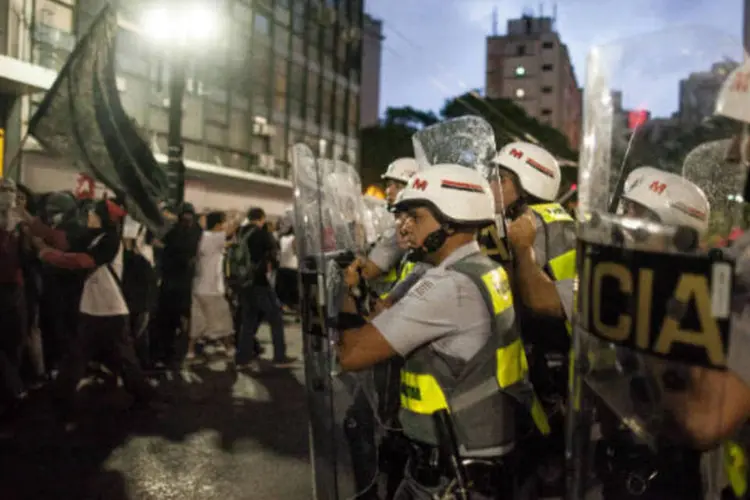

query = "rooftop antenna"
(492, 6), (498, 35)
(552, 2), (558, 28)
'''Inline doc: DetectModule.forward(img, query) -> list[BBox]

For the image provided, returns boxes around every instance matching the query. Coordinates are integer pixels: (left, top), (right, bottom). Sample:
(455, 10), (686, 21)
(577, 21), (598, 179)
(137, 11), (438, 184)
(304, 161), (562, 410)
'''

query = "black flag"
(28, 2), (171, 236)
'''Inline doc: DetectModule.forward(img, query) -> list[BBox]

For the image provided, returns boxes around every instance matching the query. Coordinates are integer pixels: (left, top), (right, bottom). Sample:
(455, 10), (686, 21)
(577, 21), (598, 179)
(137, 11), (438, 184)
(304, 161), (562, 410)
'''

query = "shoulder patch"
(409, 278), (435, 298)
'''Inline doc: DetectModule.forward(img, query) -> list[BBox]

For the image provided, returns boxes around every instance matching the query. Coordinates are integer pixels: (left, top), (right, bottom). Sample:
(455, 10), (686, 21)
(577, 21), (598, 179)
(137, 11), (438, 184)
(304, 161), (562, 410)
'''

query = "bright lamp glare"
(184, 6), (217, 41)
(141, 5), (218, 44)
(142, 8), (172, 41)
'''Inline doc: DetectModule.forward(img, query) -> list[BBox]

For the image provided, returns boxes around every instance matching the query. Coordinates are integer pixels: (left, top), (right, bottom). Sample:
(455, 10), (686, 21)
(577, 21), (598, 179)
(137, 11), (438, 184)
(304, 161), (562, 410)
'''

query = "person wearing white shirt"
(22, 200), (160, 422)
(276, 227), (298, 312)
(188, 211), (236, 359)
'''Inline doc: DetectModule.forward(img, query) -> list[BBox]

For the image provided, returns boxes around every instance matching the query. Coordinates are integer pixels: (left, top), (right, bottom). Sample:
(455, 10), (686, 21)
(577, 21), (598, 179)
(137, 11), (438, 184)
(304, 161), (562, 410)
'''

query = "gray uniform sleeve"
(372, 268), (491, 360)
(555, 278), (575, 322)
(368, 227), (405, 272)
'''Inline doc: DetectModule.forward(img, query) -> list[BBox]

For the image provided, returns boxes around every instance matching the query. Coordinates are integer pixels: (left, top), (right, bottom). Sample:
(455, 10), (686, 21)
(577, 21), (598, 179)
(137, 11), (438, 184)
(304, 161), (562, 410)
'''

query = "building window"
(541, 86), (553, 93)
(515, 88), (526, 99)
(275, 26), (289, 51)
(291, 8), (305, 34)
(514, 65), (526, 77)
(541, 108), (552, 116)
(291, 34), (304, 55)
(542, 63), (553, 71)
(542, 41), (554, 49)
(321, 78), (333, 114)
(307, 72), (320, 112)
(516, 45), (526, 56)
(254, 13), (270, 35)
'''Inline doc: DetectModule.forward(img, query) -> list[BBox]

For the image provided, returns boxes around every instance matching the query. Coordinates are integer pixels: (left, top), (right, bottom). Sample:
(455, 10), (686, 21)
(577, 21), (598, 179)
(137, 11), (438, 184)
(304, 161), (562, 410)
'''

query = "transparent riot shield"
(362, 195), (391, 248)
(411, 115), (497, 179)
(568, 28), (744, 500)
(410, 115), (512, 262)
(291, 144), (379, 499)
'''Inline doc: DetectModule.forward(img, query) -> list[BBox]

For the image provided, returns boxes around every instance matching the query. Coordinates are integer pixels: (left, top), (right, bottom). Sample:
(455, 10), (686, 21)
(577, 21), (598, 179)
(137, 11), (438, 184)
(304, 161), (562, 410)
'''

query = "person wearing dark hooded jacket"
(21, 199), (160, 421)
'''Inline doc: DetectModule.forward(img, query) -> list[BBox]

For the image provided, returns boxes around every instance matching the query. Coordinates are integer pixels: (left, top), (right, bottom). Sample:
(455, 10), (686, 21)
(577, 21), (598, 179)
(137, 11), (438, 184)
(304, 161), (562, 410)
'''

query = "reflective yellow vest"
(529, 203), (577, 284)
(378, 259), (416, 300)
(725, 440), (748, 498)
(399, 253), (550, 453)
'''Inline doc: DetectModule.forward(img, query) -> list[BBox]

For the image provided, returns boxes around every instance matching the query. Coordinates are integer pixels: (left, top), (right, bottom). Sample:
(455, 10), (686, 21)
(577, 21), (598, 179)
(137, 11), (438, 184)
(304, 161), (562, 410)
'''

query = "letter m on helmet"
(649, 181), (667, 194)
(412, 178), (428, 191)
(509, 148), (524, 160)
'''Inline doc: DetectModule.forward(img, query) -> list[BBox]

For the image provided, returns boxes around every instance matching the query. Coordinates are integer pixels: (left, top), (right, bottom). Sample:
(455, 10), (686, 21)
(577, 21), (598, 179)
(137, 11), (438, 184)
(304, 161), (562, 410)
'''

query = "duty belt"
(406, 440), (515, 495)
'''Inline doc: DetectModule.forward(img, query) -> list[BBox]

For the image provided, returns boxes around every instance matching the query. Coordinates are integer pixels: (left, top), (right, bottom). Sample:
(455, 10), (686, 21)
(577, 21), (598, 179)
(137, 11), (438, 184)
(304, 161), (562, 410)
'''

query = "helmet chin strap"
(410, 227), (449, 262)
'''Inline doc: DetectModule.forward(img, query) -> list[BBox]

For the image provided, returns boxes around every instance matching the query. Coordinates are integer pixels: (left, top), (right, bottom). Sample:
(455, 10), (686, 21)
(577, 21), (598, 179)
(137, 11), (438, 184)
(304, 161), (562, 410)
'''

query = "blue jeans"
(236, 285), (286, 363)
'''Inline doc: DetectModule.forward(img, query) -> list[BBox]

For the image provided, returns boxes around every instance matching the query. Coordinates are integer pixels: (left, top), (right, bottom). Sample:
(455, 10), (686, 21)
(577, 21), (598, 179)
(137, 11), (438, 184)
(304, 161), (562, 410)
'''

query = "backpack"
(224, 226), (257, 289)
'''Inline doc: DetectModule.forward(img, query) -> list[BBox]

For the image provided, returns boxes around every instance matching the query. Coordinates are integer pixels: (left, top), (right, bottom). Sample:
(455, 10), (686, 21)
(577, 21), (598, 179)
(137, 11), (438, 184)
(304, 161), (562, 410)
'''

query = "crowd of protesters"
(0, 177), (300, 427)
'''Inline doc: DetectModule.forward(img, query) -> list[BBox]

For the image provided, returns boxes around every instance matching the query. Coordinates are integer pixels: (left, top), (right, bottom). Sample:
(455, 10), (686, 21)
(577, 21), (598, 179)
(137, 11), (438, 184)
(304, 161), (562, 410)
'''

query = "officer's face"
(395, 212), (416, 249)
(404, 207), (440, 247)
(385, 180), (405, 204)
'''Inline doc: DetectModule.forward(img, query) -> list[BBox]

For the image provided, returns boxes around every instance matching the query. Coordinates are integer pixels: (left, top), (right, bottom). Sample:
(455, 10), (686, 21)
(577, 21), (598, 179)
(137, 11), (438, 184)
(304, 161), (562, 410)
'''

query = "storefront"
(19, 151), (294, 218)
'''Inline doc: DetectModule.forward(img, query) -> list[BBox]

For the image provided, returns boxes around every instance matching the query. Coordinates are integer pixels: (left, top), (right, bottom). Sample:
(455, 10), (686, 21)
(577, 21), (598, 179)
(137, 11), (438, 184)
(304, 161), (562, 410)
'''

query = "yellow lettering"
(593, 263), (632, 341)
(654, 274), (726, 367)
(636, 269), (654, 350)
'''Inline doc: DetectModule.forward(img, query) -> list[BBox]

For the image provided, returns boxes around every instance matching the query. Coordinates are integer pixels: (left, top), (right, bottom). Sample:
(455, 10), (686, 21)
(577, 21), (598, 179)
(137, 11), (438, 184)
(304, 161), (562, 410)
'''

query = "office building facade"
(486, 15), (581, 150)
(0, 0), (366, 216)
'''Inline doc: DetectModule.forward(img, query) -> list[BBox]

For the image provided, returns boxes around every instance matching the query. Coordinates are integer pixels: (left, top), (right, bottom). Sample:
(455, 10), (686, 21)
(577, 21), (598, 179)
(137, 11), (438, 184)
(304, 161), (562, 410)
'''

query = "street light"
(141, 4), (219, 206)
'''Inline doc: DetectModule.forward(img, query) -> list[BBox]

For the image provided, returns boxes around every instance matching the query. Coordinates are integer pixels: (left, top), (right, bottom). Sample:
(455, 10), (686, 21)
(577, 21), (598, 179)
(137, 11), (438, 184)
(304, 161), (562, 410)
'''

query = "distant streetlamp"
(141, 4), (218, 206)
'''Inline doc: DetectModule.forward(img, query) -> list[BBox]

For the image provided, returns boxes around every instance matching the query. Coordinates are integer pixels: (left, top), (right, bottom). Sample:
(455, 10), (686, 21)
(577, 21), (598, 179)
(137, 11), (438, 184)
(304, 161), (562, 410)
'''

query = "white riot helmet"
(492, 142), (561, 201)
(394, 164), (494, 225)
(622, 167), (710, 235)
(382, 157), (419, 184)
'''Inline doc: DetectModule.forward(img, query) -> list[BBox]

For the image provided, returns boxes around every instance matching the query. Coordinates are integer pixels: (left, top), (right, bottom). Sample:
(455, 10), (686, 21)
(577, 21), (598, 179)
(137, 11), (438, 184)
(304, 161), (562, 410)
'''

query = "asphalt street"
(0, 323), (313, 500)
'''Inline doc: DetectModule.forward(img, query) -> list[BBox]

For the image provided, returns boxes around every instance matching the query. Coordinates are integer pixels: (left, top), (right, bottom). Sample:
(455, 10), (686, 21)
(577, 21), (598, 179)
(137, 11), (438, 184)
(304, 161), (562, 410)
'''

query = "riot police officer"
(488, 141), (576, 495)
(339, 164), (549, 499)
(567, 26), (743, 500)
(355, 158), (419, 292)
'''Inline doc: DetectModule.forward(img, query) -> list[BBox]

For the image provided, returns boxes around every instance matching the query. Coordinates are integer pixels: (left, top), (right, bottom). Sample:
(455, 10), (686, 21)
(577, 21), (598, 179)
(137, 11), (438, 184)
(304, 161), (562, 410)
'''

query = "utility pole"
(167, 49), (187, 206)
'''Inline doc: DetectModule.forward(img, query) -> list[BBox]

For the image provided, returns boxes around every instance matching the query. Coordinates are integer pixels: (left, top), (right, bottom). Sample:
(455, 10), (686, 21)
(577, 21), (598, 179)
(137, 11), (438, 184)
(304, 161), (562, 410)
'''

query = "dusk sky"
(366, 0), (744, 119)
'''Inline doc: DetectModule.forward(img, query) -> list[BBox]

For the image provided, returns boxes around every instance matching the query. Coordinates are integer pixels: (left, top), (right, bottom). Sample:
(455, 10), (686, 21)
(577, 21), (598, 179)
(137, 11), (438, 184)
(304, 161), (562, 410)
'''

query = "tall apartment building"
(485, 14), (581, 150)
(359, 13), (382, 128)
(0, 0), (366, 216)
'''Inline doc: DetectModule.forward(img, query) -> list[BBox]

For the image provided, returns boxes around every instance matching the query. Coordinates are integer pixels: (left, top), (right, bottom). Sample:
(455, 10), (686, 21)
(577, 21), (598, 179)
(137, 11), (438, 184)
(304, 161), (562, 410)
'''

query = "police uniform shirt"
(371, 241), (492, 361)
(368, 223), (406, 273)
(386, 261), (432, 304)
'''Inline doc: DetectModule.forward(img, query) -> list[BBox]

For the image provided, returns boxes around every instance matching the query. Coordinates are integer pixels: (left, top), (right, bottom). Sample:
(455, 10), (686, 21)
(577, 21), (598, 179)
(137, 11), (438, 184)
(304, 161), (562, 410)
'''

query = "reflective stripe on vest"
(725, 440), (748, 498)
(530, 202), (576, 335)
(529, 203), (576, 283)
(399, 254), (550, 452)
